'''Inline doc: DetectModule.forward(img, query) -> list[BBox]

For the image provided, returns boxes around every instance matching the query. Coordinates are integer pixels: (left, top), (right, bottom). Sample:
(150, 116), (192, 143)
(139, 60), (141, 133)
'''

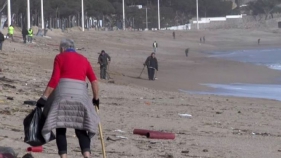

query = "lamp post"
(27, 0), (30, 29)
(41, 0), (44, 29)
(196, 0), (199, 30)
(146, 7), (148, 30)
(81, 0), (84, 31)
(7, 0), (11, 26)
(157, 0), (160, 30)
(122, 0), (125, 30)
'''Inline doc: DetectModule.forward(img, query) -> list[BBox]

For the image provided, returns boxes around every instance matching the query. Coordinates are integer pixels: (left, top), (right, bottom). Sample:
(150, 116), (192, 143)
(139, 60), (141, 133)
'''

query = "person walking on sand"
(144, 52), (158, 80)
(173, 31), (175, 39)
(185, 48), (189, 57)
(22, 27), (28, 44)
(98, 50), (111, 79)
(258, 39), (261, 45)
(0, 31), (5, 51)
(27, 28), (33, 43)
(153, 41), (158, 53)
(36, 39), (100, 158)
(7, 25), (14, 41)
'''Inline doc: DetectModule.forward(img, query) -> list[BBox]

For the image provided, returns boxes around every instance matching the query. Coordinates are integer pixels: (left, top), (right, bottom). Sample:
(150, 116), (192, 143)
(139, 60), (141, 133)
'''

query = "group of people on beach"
(0, 25), (34, 51)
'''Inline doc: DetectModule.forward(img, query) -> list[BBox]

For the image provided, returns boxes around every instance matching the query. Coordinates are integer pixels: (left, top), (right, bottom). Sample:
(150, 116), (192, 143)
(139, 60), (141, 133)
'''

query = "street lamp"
(41, 0), (44, 29)
(81, 0), (84, 31)
(123, 0), (125, 30)
(27, 0), (30, 28)
(7, 0), (11, 26)
(157, 0), (160, 30)
(196, 0), (199, 30)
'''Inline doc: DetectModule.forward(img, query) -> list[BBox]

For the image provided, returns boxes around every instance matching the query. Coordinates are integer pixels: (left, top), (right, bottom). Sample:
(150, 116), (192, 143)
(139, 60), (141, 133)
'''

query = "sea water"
(182, 48), (281, 101)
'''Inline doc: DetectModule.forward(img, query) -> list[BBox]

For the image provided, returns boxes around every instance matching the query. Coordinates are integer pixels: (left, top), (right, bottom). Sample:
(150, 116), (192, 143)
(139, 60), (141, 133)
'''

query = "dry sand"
(0, 28), (280, 158)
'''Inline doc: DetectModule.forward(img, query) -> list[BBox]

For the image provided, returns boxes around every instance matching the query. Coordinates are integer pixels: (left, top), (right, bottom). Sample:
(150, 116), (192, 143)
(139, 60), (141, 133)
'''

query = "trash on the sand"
(114, 129), (126, 133)
(181, 150), (189, 154)
(145, 102), (151, 105)
(178, 113), (192, 118)
(133, 129), (176, 140)
(3, 84), (16, 89)
(6, 97), (13, 100)
(23, 101), (37, 106)
(27, 146), (43, 152)
(116, 136), (128, 139)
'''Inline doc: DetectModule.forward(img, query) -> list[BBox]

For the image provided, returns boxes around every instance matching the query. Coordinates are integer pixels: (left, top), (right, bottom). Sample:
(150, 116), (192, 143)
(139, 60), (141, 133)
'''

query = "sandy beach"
(0, 28), (280, 158)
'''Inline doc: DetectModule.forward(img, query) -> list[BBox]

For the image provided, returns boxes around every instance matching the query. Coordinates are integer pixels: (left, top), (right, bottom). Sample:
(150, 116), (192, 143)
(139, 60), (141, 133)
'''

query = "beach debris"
(181, 150), (189, 154)
(114, 129), (126, 133)
(6, 97), (13, 100)
(203, 149), (208, 152)
(178, 113), (192, 118)
(0, 110), (11, 115)
(145, 101), (151, 105)
(23, 100), (37, 106)
(3, 84), (16, 89)
(238, 111), (241, 114)
(216, 111), (223, 114)
(116, 136), (128, 139)
(26, 146), (43, 152)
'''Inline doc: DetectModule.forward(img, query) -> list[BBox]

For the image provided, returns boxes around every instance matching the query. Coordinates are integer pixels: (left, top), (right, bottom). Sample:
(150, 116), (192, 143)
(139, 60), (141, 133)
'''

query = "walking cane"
(138, 65), (146, 78)
(95, 106), (107, 158)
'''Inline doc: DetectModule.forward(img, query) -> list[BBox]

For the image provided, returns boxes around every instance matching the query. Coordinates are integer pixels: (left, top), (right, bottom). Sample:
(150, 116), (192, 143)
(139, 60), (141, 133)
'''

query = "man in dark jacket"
(144, 53), (158, 80)
(98, 50), (111, 79)
(22, 27), (28, 44)
(0, 31), (4, 51)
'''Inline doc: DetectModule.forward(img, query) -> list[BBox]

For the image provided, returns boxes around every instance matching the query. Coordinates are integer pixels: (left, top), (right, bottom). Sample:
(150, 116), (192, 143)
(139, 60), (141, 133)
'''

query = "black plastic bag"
(23, 107), (55, 146)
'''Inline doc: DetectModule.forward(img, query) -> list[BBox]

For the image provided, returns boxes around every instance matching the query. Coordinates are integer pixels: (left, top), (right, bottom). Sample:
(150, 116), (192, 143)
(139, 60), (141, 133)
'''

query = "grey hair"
(60, 39), (75, 50)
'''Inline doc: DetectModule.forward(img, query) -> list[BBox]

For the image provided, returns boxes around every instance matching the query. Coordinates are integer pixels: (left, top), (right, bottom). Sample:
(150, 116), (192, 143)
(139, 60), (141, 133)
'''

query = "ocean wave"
(267, 64), (281, 70)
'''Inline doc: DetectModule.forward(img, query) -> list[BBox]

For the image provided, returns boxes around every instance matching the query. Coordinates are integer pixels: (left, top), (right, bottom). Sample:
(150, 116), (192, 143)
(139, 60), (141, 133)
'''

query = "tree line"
(1, 0), (280, 29)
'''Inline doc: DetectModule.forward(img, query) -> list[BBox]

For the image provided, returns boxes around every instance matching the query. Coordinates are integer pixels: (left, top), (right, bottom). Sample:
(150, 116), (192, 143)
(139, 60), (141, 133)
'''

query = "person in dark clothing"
(258, 39), (261, 45)
(0, 31), (4, 51)
(185, 48), (189, 57)
(144, 53), (158, 80)
(22, 27), (28, 44)
(98, 50), (111, 79)
(173, 31), (175, 39)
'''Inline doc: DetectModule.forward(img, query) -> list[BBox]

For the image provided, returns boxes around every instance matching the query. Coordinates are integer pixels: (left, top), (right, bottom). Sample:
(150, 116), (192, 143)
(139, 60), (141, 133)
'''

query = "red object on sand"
(133, 129), (175, 140)
(133, 129), (155, 136)
(27, 146), (43, 152)
(147, 131), (175, 140)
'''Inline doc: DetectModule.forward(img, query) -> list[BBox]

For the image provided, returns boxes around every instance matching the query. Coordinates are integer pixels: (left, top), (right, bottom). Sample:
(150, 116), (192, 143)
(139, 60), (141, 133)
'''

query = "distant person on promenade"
(173, 31), (175, 39)
(144, 52), (158, 80)
(153, 41), (158, 53)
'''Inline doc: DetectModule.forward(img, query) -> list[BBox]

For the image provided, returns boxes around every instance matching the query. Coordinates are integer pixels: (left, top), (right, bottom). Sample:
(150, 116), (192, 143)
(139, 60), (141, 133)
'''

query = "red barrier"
(147, 131), (175, 140)
(27, 146), (43, 152)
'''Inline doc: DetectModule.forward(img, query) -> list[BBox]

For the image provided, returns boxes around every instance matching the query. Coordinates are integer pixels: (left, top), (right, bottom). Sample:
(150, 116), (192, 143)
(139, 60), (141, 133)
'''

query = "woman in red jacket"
(37, 39), (100, 158)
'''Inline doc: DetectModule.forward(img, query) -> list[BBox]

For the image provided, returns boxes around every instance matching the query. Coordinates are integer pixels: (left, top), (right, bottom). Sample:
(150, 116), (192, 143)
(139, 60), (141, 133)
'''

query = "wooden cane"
(95, 106), (107, 158)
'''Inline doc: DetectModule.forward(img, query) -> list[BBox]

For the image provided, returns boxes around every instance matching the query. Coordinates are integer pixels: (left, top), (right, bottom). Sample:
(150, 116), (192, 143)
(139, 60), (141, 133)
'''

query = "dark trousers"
(100, 65), (107, 79)
(28, 36), (33, 43)
(0, 42), (3, 50)
(23, 35), (27, 43)
(56, 128), (91, 155)
(147, 67), (155, 80)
